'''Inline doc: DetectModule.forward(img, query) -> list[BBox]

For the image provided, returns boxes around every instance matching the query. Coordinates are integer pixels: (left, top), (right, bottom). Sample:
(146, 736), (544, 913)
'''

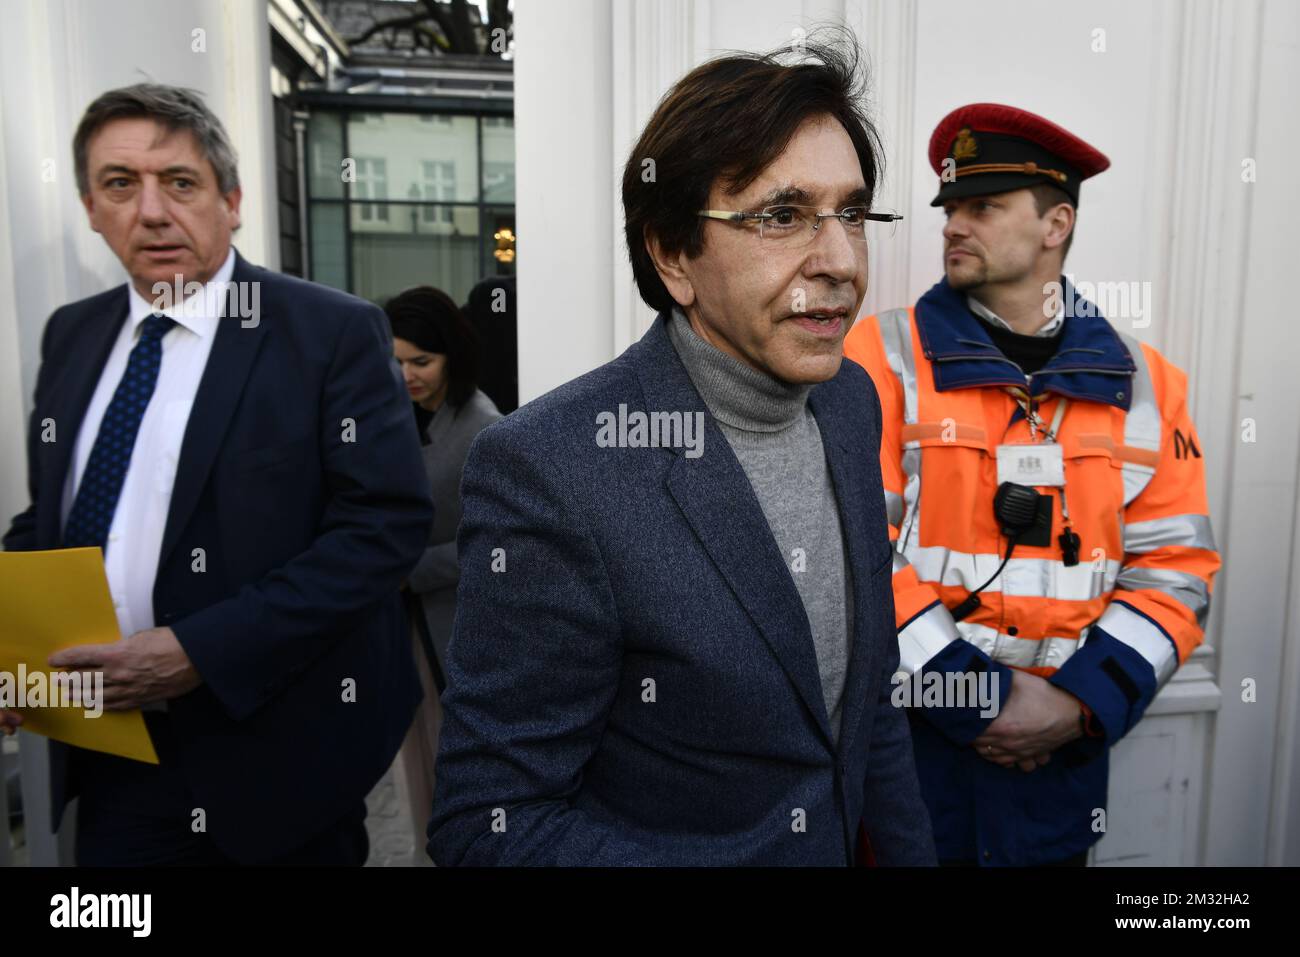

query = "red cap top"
(929, 103), (1110, 177)
(927, 103), (1110, 206)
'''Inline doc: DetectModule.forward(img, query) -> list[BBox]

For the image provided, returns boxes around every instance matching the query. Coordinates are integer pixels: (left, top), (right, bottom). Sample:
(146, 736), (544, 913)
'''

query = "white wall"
(1202, 0), (1300, 866)
(512, 0), (1300, 865)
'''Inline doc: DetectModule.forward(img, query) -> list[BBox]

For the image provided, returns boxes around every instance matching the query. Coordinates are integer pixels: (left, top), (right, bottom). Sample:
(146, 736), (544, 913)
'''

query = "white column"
(1198, 0), (1300, 867)
(214, 0), (281, 272)
(513, 0), (616, 403)
(851, 0), (918, 318)
(0, 47), (26, 872)
(609, 0), (708, 355)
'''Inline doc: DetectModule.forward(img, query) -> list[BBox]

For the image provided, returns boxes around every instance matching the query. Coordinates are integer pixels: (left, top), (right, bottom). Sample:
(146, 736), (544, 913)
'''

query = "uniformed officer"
(844, 103), (1221, 866)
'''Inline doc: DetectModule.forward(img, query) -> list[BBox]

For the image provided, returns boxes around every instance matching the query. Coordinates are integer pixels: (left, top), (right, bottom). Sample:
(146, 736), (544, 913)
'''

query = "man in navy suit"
(428, 36), (936, 865)
(0, 84), (432, 865)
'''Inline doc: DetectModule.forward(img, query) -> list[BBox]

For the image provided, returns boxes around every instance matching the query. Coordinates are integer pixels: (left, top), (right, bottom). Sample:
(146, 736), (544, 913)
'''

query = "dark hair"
(73, 83), (240, 196)
(1030, 183), (1075, 259)
(385, 286), (480, 409)
(621, 27), (884, 313)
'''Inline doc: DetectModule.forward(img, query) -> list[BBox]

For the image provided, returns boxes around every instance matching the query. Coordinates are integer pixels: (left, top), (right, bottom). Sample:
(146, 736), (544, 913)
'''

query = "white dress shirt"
(61, 247), (235, 640)
(967, 294), (1065, 337)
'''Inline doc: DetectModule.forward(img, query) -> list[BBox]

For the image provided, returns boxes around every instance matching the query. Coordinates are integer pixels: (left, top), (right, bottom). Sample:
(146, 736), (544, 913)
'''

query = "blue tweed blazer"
(428, 311), (936, 865)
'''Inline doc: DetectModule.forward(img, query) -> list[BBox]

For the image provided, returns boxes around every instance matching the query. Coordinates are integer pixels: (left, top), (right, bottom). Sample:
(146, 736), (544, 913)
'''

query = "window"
(481, 117), (514, 202)
(354, 157), (389, 222)
(483, 162), (512, 202)
(307, 112), (343, 199)
(305, 110), (516, 304)
(422, 160), (457, 225)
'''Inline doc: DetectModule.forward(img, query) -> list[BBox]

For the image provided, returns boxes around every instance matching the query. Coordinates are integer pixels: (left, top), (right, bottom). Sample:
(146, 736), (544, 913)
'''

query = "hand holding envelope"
(0, 548), (161, 763)
(49, 626), (200, 711)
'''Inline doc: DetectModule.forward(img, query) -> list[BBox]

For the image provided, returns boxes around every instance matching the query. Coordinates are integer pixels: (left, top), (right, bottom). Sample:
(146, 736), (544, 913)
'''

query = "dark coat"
(4, 250), (433, 862)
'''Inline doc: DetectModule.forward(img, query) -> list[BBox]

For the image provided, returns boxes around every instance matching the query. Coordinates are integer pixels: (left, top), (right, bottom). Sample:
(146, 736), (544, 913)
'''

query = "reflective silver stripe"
(908, 544), (1120, 602)
(899, 448), (922, 551)
(1114, 566), (1210, 626)
(1117, 333), (1161, 504)
(892, 548), (910, 574)
(1095, 601), (1179, 685)
(897, 602), (960, 677)
(884, 490), (904, 528)
(874, 308), (923, 551)
(876, 307), (917, 426)
(956, 622), (1083, 670)
(1123, 513), (1216, 553)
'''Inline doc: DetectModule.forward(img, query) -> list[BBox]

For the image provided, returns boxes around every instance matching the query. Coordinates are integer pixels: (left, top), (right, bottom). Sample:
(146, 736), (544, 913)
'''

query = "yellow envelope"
(0, 548), (158, 764)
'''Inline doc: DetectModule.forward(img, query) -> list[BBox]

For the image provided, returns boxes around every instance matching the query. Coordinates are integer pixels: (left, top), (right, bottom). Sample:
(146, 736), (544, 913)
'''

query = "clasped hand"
(972, 670), (1084, 772)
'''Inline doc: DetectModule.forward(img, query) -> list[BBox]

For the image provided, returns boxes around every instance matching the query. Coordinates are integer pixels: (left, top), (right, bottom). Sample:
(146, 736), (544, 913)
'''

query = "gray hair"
(73, 83), (240, 196)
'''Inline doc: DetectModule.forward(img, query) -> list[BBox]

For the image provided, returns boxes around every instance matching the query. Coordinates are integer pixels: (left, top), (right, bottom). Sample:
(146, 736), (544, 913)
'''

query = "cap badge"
(952, 127), (978, 162)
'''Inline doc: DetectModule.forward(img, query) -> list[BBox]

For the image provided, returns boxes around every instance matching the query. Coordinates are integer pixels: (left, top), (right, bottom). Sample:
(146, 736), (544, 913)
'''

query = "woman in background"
(386, 285), (501, 862)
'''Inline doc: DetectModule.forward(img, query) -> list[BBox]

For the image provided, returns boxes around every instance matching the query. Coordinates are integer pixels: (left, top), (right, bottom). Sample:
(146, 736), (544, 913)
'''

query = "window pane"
(309, 202), (347, 291)
(346, 112), (479, 205)
(307, 112), (344, 199)
(351, 202), (481, 306)
(481, 116), (515, 203)
(352, 157), (389, 221)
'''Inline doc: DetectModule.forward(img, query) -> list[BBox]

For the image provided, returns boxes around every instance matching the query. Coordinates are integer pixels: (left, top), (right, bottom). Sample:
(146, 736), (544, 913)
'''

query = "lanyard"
(1005, 388), (1068, 443)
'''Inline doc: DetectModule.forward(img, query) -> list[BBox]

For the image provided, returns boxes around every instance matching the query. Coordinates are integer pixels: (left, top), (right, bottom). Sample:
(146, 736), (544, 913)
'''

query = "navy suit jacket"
(428, 313), (936, 865)
(3, 250), (433, 862)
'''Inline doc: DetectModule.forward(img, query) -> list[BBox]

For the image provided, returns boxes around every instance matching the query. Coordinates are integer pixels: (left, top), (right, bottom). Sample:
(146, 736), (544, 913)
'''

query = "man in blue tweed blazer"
(428, 36), (935, 866)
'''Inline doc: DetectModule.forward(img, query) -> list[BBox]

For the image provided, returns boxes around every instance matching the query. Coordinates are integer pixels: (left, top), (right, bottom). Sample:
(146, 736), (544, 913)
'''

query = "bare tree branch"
(347, 12), (434, 48)
(340, 0), (510, 58)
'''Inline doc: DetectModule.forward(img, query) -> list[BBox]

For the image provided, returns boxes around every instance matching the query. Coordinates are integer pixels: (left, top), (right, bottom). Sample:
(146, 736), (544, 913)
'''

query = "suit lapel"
(635, 315), (835, 749)
(157, 253), (269, 568)
(809, 382), (881, 758)
(38, 289), (130, 545)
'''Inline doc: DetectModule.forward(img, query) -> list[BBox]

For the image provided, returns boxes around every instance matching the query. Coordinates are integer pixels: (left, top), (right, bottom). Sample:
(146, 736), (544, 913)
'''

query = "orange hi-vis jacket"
(843, 276), (1221, 865)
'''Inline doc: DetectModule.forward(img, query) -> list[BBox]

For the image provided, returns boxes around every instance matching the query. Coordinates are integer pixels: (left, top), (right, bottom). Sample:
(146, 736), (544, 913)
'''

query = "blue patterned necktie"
(62, 313), (177, 552)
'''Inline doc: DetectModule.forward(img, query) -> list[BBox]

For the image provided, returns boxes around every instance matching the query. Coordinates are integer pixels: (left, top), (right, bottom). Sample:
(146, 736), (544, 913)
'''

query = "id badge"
(996, 442), (1065, 487)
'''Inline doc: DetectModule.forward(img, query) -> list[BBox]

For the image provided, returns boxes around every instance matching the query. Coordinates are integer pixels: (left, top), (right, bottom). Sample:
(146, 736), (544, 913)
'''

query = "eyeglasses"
(697, 205), (903, 247)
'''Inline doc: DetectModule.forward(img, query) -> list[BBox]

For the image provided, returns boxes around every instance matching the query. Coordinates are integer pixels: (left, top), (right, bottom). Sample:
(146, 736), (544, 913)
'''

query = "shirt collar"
(966, 291), (1065, 338)
(914, 275), (1137, 408)
(126, 246), (237, 339)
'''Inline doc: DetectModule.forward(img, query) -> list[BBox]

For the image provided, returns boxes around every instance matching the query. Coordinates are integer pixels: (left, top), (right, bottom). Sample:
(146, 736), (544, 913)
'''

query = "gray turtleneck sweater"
(668, 308), (853, 742)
